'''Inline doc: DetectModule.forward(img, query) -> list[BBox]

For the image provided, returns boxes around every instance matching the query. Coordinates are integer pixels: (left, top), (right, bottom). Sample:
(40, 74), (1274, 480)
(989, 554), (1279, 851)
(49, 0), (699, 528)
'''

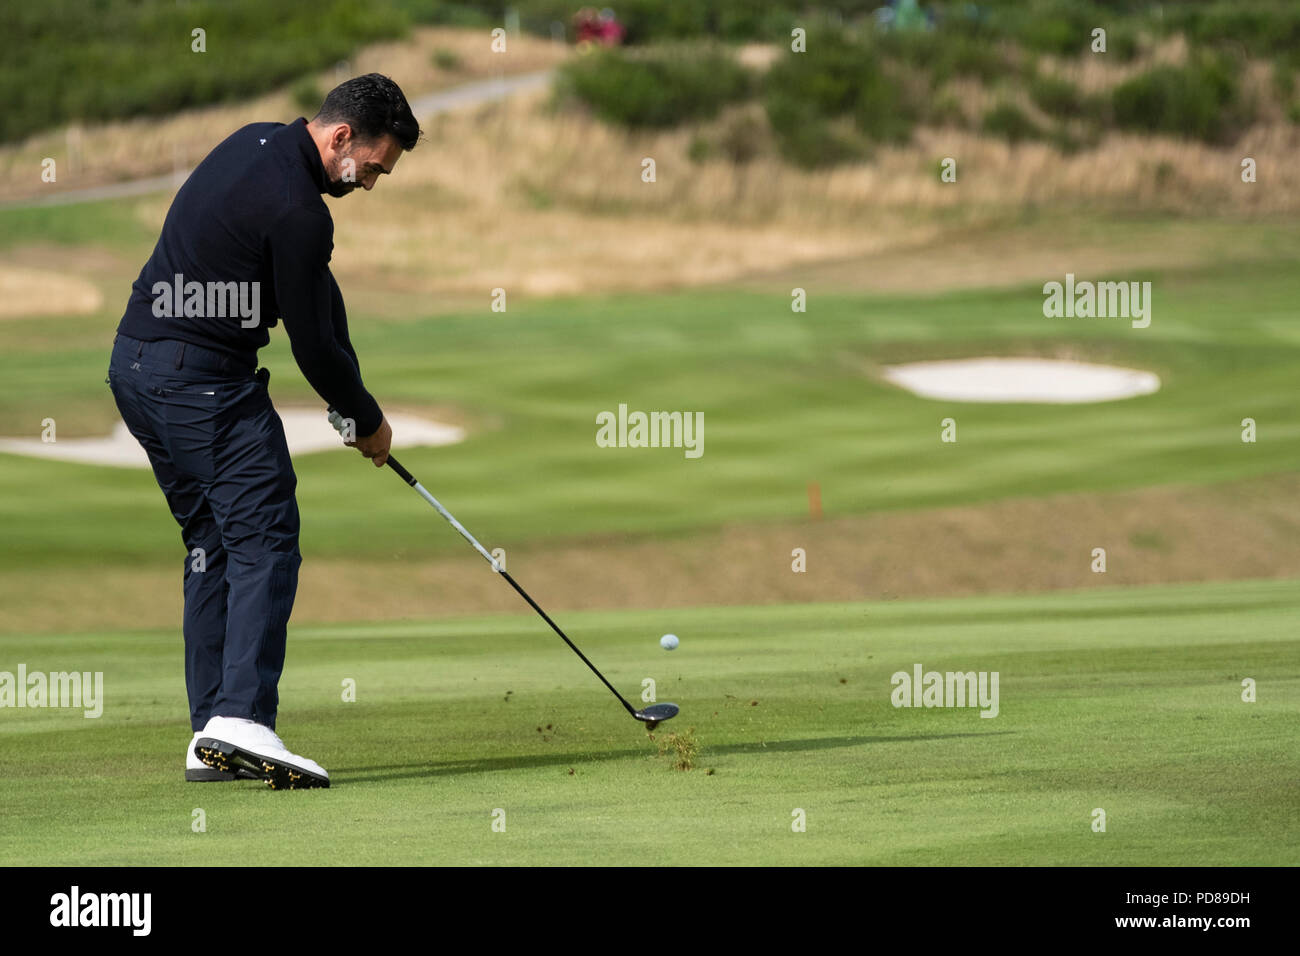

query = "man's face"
(322, 126), (403, 198)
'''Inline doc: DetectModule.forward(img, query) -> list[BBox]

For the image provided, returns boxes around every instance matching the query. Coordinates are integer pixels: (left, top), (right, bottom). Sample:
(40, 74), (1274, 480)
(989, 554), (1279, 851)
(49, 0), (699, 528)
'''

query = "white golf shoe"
(194, 716), (330, 790)
(186, 730), (259, 782)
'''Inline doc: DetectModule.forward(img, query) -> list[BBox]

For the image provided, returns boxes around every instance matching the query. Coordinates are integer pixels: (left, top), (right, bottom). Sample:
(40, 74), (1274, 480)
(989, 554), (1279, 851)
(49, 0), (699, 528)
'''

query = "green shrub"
(852, 70), (917, 144)
(291, 78), (323, 116)
(432, 48), (463, 71)
(929, 92), (967, 127)
(765, 96), (868, 167)
(763, 29), (915, 166)
(1161, 1), (1300, 66)
(1029, 73), (1084, 118)
(393, 0), (495, 30)
(1272, 61), (1295, 99)
(1111, 56), (1246, 143)
(486, 0), (813, 44)
(1106, 25), (1141, 63)
(1008, 3), (1094, 56)
(556, 44), (750, 128)
(878, 29), (1014, 87)
(0, 0), (409, 144)
(766, 30), (862, 116)
(982, 102), (1042, 144)
(985, 0), (1138, 61)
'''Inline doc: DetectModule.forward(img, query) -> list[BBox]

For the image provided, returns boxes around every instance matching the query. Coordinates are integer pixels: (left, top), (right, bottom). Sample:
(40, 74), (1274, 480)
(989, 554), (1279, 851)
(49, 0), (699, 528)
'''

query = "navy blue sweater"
(117, 117), (383, 436)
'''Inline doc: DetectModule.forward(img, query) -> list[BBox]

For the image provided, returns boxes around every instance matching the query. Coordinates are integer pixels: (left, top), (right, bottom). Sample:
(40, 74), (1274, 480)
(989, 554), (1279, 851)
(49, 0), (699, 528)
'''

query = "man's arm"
(268, 206), (390, 463)
(322, 267), (393, 465)
(328, 271), (361, 374)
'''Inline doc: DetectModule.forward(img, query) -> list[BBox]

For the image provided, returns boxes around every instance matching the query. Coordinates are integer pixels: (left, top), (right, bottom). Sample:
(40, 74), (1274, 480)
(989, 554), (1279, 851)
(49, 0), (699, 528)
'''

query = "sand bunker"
(882, 357), (1160, 404)
(0, 408), (464, 468)
(0, 266), (102, 318)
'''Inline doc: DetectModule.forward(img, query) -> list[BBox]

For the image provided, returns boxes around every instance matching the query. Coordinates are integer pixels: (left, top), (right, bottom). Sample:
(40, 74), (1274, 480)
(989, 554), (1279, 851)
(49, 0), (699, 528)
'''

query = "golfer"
(107, 74), (420, 788)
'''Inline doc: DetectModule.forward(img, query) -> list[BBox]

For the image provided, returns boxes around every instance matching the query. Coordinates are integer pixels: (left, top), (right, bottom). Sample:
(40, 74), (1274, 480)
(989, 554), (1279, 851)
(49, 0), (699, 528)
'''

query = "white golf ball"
(660, 633), (679, 650)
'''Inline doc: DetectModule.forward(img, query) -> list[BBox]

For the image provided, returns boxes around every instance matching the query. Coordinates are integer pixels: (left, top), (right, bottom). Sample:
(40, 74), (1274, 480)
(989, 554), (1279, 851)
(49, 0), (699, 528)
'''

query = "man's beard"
(325, 155), (357, 197)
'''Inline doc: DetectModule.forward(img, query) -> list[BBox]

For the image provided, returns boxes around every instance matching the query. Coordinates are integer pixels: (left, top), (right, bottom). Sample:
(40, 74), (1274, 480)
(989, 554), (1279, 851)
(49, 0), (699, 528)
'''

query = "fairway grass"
(2, 230), (1298, 570)
(2, 579), (1295, 866)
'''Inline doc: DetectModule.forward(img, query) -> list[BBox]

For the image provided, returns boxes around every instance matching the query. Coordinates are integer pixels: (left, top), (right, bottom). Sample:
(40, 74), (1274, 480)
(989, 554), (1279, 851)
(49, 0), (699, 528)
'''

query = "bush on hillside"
(0, 0), (409, 144)
(878, 28), (1018, 87)
(423, 0), (841, 44)
(764, 30), (915, 167)
(982, 102), (1043, 143)
(1111, 56), (1248, 143)
(1162, 1), (1300, 66)
(291, 79), (324, 116)
(556, 44), (750, 128)
(1029, 73), (1085, 118)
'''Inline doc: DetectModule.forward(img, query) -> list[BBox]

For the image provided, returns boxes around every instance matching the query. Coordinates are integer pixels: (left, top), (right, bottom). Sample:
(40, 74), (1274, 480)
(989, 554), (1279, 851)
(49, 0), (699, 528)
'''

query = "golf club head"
(635, 702), (679, 729)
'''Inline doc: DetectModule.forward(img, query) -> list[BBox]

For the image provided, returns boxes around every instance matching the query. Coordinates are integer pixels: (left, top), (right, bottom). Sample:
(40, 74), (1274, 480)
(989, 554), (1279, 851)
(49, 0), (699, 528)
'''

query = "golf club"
(384, 454), (679, 730)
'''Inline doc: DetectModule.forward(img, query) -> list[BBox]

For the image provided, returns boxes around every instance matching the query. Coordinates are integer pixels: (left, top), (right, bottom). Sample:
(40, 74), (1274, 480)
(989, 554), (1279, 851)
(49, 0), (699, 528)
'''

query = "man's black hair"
(314, 73), (421, 150)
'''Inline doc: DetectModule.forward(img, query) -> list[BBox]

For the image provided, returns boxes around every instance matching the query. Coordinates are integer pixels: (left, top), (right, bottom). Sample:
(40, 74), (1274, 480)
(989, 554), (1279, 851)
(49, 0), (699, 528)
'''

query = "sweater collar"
(282, 117), (328, 194)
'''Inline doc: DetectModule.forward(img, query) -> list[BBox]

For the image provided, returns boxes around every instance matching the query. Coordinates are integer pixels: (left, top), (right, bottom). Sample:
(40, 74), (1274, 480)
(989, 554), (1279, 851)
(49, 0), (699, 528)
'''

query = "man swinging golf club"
(107, 74), (420, 788)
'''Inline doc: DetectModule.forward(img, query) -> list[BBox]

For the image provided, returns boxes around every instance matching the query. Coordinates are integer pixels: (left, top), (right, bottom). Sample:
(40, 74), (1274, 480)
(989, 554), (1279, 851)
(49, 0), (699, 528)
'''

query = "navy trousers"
(107, 334), (301, 731)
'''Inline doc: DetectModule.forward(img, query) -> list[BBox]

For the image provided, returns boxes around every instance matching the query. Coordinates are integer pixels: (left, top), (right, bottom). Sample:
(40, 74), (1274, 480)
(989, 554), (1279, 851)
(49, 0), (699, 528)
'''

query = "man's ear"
(329, 123), (353, 152)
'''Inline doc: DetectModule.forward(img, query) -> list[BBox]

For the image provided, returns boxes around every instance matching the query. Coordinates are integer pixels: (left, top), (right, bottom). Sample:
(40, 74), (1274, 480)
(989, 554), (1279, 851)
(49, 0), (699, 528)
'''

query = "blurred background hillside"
(0, 1), (1296, 634)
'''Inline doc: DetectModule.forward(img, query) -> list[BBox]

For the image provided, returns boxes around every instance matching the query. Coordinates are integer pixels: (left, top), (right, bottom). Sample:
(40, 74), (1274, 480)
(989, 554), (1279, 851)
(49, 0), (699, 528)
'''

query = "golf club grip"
(386, 455), (417, 487)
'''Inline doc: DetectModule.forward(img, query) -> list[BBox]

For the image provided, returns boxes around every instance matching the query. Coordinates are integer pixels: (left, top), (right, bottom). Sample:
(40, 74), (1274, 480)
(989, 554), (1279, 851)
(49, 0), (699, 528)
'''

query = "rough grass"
(3, 470), (1300, 636)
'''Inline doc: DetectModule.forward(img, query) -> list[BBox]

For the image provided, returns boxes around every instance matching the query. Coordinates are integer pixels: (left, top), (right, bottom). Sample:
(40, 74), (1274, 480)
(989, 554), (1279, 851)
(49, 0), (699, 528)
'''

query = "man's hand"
(350, 415), (392, 468)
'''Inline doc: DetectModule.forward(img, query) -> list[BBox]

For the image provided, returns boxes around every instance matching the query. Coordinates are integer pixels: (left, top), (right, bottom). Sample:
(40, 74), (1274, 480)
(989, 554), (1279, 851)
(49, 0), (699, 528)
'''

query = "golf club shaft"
(386, 455), (637, 716)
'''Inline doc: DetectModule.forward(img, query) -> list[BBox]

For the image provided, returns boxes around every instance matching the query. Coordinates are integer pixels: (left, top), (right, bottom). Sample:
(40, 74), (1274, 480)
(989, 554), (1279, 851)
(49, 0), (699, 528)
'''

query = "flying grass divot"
(651, 726), (700, 771)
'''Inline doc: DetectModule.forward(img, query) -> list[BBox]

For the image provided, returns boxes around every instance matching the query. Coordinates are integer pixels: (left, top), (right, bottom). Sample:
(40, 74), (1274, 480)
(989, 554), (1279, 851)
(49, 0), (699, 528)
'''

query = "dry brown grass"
(321, 92), (917, 300)
(0, 27), (569, 204)
(318, 78), (1300, 302)
(4, 28), (1298, 305)
(737, 216), (1300, 296)
(887, 124), (1297, 215)
(6, 472), (1299, 636)
(736, 43), (780, 71)
(1042, 34), (1190, 95)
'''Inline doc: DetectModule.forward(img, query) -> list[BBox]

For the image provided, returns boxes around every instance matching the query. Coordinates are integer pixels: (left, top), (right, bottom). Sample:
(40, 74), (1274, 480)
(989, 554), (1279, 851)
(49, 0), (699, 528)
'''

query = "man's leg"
(201, 379), (302, 731)
(110, 337), (320, 786)
(187, 376), (330, 788)
(107, 339), (228, 733)
(178, 503), (229, 731)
